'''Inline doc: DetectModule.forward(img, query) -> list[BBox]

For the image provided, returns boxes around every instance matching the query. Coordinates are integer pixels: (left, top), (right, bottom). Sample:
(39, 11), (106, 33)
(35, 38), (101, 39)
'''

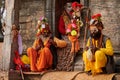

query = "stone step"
(73, 52), (120, 73)
(73, 53), (83, 71)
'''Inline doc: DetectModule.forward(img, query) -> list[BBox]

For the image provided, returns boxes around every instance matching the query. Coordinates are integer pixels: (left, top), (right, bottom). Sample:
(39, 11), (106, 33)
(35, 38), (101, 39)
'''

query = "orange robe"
(27, 36), (67, 72)
(36, 47), (53, 71)
(68, 36), (80, 53)
(27, 48), (38, 71)
(67, 24), (80, 53)
(36, 36), (67, 71)
(27, 39), (40, 71)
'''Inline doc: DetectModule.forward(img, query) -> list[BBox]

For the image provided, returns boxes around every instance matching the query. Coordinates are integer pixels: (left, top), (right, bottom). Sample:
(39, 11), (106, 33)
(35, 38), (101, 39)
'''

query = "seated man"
(27, 17), (67, 72)
(57, 1), (83, 71)
(66, 2), (83, 53)
(27, 38), (43, 71)
(83, 14), (114, 75)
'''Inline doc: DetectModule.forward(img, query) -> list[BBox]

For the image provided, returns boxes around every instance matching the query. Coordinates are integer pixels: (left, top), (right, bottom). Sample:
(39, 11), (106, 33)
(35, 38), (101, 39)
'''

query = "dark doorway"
(66, 0), (80, 3)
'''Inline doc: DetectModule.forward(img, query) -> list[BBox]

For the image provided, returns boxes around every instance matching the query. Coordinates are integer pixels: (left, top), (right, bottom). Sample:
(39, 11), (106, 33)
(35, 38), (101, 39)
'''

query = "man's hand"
(85, 47), (89, 51)
(91, 47), (99, 55)
(94, 47), (99, 52)
(35, 45), (41, 51)
(77, 33), (80, 39)
(49, 39), (57, 46)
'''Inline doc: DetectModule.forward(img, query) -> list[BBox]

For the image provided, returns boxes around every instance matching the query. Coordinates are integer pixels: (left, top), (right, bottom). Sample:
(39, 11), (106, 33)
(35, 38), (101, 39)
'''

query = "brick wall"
(90, 0), (120, 51)
(19, 0), (45, 52)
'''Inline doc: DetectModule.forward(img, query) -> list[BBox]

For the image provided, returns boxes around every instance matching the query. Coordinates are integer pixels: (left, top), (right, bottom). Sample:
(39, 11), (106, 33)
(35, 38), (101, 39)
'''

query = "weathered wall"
(19, 0), (45, 52)
(89, 0), (120, 51)
(20, 0), (120, 52)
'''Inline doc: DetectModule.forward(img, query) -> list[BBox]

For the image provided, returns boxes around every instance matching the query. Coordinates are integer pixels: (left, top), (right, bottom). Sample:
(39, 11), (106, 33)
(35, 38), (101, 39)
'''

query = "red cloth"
(13, 51), (30, 71)
(13, 51), (25, 70)
(58, 16), (66, 35)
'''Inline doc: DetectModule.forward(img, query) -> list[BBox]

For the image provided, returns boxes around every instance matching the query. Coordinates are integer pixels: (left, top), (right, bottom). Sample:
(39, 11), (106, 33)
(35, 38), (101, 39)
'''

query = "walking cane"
(19, 65), (24, 80)
(83, 7), (90, 51)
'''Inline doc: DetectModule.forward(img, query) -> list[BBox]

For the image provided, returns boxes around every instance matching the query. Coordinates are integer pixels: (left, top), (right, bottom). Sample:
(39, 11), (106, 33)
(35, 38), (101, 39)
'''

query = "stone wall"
(89, 0), (120, 51)
(19, 0), (45, 52)
(0, 71), (8, 80)
(19, 0), (120, 52)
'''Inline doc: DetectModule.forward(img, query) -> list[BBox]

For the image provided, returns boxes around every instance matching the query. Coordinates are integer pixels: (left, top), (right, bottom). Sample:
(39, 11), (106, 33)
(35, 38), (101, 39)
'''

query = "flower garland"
(36, 17), (50, 36)
(66, 22), (78, 36)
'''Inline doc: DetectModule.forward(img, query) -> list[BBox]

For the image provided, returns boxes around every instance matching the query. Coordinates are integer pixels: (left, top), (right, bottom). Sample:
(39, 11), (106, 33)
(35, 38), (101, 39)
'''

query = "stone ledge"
(114, 51), (120, 54)
(6, 70), (120, 80)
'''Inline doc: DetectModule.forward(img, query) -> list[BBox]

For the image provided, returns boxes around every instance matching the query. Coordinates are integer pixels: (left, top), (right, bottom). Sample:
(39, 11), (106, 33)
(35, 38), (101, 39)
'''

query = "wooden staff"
(19, 65), (25, 80)
(82, 7), (90, 71)
(83, 7), (90, 51)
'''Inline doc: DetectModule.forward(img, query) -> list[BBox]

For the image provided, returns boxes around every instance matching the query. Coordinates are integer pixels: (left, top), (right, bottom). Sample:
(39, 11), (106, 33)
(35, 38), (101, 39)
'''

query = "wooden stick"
(82, 7), (90, 71)
(19, 65), (24, 80)
(83, 7), (90, 51)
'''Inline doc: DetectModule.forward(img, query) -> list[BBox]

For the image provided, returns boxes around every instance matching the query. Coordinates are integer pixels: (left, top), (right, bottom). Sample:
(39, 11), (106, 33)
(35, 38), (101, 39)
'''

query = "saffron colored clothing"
(36, 36), (67, 71)
(27, 47), (38, 71)
(27, 39), (42, 71)
(83, 36), (113, 74)
(27, 36), (67, 72)
(36, 46), (53, 71)
(67, 23), (80, 53)
(68, 36), (80, 53)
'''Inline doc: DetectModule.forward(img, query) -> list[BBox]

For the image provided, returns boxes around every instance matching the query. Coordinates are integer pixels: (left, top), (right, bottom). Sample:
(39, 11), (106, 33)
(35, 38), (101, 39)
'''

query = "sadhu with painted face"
(83, 14), (114, 75)
(27, 17), (67, 72)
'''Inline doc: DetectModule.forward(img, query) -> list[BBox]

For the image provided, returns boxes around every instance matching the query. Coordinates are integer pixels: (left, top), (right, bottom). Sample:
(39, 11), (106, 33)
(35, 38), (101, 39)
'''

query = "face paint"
(76, 7), (80, 12)
(43, 32), (49, 37)
(90, 26), (101, 39)
(41, 24), (45, 28)
(66, 3), (72, 12)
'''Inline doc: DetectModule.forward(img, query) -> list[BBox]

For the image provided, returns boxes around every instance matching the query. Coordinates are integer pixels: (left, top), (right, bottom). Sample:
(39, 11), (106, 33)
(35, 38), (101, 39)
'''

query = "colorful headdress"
(39, 16), (48, 23)
(36, 17), (51, 36)
(72, 2), (83, 9)
(90, 13), (104, 29)
(92, 14), (101, 21)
